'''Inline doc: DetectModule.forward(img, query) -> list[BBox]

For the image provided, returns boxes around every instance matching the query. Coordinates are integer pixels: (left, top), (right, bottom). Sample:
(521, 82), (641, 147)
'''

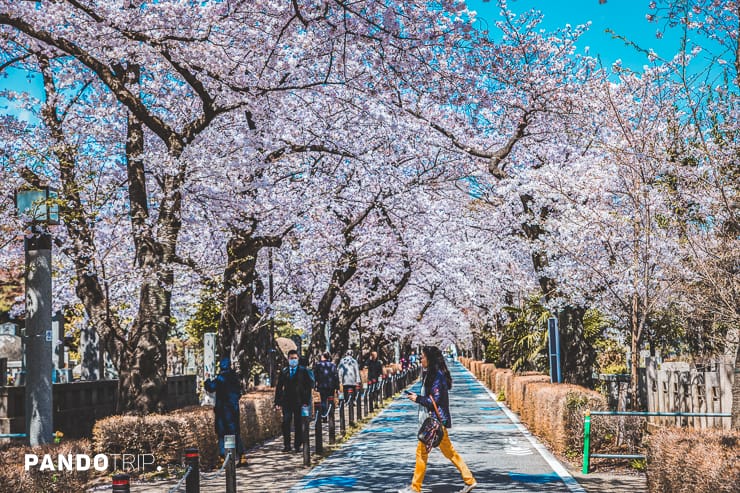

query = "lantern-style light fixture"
(14, 186), (60, 225)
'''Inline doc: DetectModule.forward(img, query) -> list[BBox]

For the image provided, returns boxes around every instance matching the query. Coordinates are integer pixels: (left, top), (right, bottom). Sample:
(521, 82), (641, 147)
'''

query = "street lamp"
(15, 186), (58, 446)
(14, 187), (60, 226)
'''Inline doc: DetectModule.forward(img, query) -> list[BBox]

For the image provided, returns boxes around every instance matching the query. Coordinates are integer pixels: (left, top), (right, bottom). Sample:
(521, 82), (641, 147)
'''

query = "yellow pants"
(411, 427), (475, 491)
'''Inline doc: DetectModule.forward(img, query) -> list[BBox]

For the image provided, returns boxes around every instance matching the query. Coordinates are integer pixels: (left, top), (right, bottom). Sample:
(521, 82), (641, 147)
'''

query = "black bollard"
(314, 400), (323, 454)
(377, 378), (383, 408)
(184, 447), (200, 493)
(328, 396), (336, 444)
(356, 384), (363, 419)
(368, 381), (374, 413)
(364, 383), (370, 413)
(112, 474), (130, 493)
(348, 387), (355, 426)
(302, 404), (311, 466)
(339, 394), (346, 436)
(224, 435), (236, 493)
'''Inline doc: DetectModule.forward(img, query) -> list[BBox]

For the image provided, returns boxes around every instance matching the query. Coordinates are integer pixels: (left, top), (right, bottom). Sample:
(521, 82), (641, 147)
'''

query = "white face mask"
(288, 358), (299, 368)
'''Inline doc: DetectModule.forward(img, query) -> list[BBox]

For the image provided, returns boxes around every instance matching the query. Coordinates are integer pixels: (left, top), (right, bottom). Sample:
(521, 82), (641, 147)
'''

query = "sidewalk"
(90, 362), (648, 492)
(289, 361), (583, 492)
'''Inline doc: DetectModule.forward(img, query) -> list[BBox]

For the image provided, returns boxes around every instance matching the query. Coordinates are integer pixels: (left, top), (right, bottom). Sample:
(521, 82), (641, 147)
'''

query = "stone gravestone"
(185, 347), (197, 375)
(79, 321), (100, 380)
(202, 333), (217, 405)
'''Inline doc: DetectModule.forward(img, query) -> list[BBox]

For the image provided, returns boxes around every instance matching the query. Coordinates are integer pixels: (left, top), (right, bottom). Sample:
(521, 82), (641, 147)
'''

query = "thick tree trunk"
(557, 306), (594, 387)
(116, 96), (175, 414)
(218, 229), (282, 386)
(38, 56), (123, 389)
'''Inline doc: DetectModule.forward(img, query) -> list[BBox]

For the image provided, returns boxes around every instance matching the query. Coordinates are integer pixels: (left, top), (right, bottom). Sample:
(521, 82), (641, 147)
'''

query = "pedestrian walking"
(300, 354), (316, 388)
(204, 357), (246, 465)
(313, 351), (339, 419)
(365, 351), (384, 383)
(274, 350), (313, 452)
(398, 345), (477, 493)
(338, 349), (361, 399)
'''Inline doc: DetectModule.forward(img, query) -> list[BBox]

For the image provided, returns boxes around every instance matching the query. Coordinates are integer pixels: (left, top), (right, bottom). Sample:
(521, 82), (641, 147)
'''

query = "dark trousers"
(318, 389), (334, 415)
(282, 405), (303, 449)
(343, 385), (359, 402)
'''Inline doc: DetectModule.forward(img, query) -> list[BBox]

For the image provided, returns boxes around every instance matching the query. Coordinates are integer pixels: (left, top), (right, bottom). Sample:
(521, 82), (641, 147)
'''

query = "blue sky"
(466, 0), (689, 72)
(0, 1), (711, 121)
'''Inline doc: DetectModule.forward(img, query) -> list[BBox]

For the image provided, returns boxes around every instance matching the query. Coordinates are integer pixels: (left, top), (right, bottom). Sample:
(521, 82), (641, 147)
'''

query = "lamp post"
(268, 247), (276, 385)
(15, 186), (58, 445)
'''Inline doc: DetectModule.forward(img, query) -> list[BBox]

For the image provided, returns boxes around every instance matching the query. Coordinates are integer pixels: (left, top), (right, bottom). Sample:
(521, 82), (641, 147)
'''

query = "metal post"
(268, 248), (276, 385)
(328, 396), (336, 444)
(548, 316), (562, 383)
(339, 394), (346, 436)
(348, 387), (355, 426)
(368, 382), (374, 413)
(184, 447), (200, 493)
(314, 400), (323, 454)
(582, 414), (591, 474)
(24, 232), (53, 446)
(377, 378), (383, 408)
(224, 435), (236, 493)
(356, 384), (363, 419)
(112, 474), (131, 493)
(302, 404), (310, 466)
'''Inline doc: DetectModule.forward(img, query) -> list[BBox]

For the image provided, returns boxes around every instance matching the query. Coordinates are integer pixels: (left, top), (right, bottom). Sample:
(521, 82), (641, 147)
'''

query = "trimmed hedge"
(0, 439), (95, 493)
(460, 357), (608, 456)
(645, 428), (740, 493)
(93, 390), (280, 470)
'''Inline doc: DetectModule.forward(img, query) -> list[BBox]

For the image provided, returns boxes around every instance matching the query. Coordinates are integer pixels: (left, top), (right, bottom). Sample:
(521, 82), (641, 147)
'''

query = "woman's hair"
(422, 345), (452, 391)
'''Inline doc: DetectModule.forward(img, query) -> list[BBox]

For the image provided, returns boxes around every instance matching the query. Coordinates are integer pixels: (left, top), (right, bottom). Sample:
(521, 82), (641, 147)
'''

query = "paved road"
(288, 361), (585, 493)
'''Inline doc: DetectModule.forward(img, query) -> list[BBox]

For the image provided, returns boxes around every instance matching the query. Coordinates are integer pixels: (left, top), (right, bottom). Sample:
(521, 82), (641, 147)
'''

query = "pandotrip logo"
(24, 453), (156, 472)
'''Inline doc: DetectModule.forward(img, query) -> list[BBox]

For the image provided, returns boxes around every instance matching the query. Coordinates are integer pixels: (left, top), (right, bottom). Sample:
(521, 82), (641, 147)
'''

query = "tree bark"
(218, 228), (282, 386)
(116, 82), (172, 413)
(731, 337), (740, 430)
(37, 54), (122, 387)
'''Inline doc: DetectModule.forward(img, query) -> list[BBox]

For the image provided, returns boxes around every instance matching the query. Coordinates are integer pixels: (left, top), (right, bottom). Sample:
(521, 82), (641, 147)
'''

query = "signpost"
(547, 316), (562, 384)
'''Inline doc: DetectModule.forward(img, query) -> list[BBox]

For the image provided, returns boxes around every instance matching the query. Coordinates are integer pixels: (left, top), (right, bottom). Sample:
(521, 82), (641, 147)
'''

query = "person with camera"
(398, 345), (477, 493)
(204, 357), (246, 466)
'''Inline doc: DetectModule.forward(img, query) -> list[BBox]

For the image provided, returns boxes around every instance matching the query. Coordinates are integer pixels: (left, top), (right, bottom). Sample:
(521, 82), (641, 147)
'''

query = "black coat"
(366, 358), (384, 382)
(416, 369), (452, 428)
(204, 370), (241, 436)
(274, 365), (313, 408)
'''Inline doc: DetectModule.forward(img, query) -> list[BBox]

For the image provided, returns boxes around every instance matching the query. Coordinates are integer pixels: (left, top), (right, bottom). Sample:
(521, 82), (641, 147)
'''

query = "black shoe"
(282, 446), (291, 453)
(294, 446), (302, 452)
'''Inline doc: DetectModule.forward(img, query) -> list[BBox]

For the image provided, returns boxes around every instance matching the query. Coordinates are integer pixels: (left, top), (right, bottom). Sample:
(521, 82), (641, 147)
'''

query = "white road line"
(459, 364), (587, 493)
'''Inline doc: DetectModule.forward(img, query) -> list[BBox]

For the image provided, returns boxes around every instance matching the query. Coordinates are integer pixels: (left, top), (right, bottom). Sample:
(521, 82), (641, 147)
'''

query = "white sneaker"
(458, 482), (477, 493)
(397, 487), (419, 493)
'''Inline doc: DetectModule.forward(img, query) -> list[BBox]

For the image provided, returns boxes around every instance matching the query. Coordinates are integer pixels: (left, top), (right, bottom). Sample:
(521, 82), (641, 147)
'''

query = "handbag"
(416, 394), (444, 452)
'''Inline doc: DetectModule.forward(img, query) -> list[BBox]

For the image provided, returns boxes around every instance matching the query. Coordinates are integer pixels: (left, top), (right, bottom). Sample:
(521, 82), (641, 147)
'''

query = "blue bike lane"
(288, 360), (587, 493)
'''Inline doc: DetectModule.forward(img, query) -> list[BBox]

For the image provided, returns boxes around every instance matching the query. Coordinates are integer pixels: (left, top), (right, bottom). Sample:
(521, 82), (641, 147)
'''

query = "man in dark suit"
(274, 349), (313, 452)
